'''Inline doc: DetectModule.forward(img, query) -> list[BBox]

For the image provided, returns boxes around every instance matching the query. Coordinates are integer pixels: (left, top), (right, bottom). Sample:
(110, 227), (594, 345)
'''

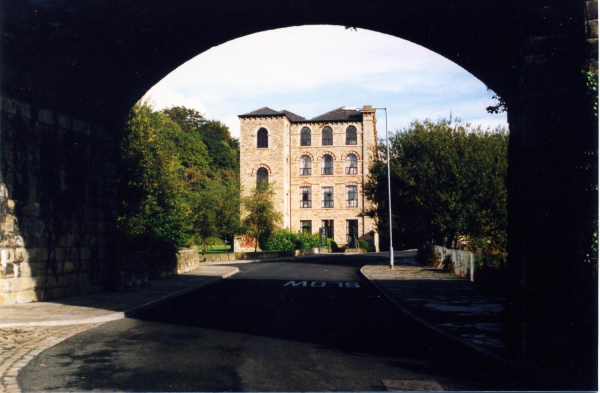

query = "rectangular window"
(346, 220), (359, 243)
(346, 185), (358, 207)
(300, 220), (312, 233)
(322, 187), (334, 208)
(322, 220), (334, 239)
(300, 186), (312, 208)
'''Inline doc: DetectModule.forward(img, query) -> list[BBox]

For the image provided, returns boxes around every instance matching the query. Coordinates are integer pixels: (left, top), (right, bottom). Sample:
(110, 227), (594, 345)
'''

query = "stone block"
(3, 277), (20, 293)
(58, 114), (72, 130)
(15, 247), (29, 264)
(3, 98), (17, 115)
(28, 262), (47, 276)
(80, 247), (91, 260)
(57, 274), (70, 287)
(0, 292), (18, 305)
(64, 261), (76, 274)
(19, 276), (42, 291)
(73, 120), (91, 135)
(586, 1), (598, 21)
(45, 275), (57, 288)
(49, 287), (66, 299)
(38, 109), (55, 125)
(55, 248), (66, 261)
(586, 20), (598, 38)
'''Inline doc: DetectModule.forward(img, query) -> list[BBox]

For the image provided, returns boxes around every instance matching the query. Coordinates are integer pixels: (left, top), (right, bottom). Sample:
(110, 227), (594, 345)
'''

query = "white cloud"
(143, 83), (210, 117)
(142, 25), (507, 136)
(224, 115), (241, 139)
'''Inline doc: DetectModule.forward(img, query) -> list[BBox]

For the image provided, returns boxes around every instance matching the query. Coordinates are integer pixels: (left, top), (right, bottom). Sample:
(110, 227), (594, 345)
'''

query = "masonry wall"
(0, 96), (118, 305)
(239, 116), (289, 230)
(289, 116), (377, 250)
(505, 0), (598, 373)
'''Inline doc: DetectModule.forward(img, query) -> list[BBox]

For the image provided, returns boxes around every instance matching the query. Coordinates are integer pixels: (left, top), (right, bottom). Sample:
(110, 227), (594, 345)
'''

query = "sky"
(143, 25), (508, 140)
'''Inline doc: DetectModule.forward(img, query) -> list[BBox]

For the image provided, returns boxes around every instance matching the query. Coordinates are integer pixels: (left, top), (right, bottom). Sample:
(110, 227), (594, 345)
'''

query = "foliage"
(486, 94), (507, 114)
(117, 101), (195, 248)
(582, 70), (598, 116)
(162, 106), (240, 174)
(119, 102), (242, 252)
(366, 116), (508, 252)
(263, 229), (298, 251)
(417, 244), (441, 266)
(357, 239), (369, 252)
(241, 181), (282, 252)
(330, 240), (340, 252)
(296, 231), (320, 250)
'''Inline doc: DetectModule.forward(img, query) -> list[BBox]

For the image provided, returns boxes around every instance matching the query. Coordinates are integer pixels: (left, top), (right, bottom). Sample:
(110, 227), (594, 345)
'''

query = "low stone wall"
(176, 246), (200, 274)
(432, 245), (506, 283)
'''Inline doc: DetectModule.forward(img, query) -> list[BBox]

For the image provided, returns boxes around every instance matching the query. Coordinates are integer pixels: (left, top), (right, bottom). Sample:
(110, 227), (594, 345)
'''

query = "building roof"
(239, 107), (283, 117)
(239, 106), (363, 123)
(310, 107), (363, 122)
(279, 110), (306, 122)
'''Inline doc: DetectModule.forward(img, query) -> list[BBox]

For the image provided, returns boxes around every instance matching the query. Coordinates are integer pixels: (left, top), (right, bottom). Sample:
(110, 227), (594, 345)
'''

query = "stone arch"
(316, 151), (336, 161)
(251, 164), (272, 175)
(341, 151), (360, 161)
(295, 152), (315, 161)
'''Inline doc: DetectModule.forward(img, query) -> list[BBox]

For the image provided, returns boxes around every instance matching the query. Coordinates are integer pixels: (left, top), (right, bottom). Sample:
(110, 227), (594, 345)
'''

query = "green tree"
(365, 116), (508, 252)
(118, 101), (195, 248)
(162, 106), (240, 174)
(241, 181), (282, 252)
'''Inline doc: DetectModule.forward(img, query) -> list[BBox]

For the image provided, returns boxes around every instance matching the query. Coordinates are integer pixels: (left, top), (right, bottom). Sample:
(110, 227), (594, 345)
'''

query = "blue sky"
(144, 25), (508, 139)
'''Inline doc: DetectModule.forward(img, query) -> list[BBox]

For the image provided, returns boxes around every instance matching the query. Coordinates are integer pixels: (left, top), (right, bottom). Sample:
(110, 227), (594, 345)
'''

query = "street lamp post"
(342, 106), (394, 269)
(377, 107), (394, 270)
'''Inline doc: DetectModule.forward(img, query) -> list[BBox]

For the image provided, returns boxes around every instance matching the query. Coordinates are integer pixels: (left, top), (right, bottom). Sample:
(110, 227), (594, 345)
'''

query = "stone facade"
(0, 96), (118, 305)
(238, 106), (379, 251)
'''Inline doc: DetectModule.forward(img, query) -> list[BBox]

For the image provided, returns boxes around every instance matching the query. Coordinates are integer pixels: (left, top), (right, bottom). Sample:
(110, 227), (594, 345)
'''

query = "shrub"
(263, 229), (297, 251)
(442, 255), (454, 271)
(417, 244), (440, 266)
(296, 231), (319, 250)
(330, 240), (340, 252)
(357, 239), (369, 252)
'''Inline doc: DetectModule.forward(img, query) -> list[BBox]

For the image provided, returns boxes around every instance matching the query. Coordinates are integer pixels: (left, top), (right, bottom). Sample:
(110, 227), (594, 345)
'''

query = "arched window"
(257, 128), (268, 148)
(345, 154), (358, 174)
(256, 167), (268, 187)
(300, 155), (311, 175)
(322, 126), (333, 146)
(321, 154), (333, 175)
(346, 125), (357, 145)
(301, 127), (311, 146)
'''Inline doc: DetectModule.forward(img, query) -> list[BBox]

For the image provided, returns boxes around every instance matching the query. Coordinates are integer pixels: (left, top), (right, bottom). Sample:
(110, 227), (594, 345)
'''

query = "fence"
(432, 245), (506, 283)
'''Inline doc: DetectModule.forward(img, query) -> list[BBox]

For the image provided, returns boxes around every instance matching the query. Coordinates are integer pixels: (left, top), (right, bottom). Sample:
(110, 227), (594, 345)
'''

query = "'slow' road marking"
(283, 281), (360, 288)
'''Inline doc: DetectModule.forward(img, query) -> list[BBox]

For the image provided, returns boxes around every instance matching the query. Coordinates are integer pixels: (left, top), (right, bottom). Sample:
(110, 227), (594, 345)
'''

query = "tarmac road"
(19, 253), (531, 392)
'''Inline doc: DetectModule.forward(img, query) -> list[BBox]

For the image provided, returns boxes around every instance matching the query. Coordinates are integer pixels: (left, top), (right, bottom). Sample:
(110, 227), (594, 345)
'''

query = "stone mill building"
(237, 105), (380, 252)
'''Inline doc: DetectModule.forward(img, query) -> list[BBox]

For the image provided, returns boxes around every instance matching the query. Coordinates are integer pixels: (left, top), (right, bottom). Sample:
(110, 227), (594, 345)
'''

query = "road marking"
(283, 281), (360, 288)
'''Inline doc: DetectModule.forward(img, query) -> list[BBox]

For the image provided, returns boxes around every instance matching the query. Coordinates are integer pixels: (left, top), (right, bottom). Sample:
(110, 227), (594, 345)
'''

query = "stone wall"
(0, 96), (118, 305)
(238, 110), (379, 252)
(176, 246), (200, 274)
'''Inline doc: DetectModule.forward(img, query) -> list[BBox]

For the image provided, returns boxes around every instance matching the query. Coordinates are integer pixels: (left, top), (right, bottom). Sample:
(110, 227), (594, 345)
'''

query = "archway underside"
(2, 0), (515, 126)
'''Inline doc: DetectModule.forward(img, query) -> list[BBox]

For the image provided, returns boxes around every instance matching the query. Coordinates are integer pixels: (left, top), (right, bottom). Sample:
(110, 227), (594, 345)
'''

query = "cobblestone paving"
(0, 324), (102, 393)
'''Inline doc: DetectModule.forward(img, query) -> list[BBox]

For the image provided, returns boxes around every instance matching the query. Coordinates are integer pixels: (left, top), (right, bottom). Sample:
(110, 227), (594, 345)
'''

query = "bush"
(296, 231), (319, 250)
(263, 229), (297, 251)
(357, 239), (369, 252)
(417, 244), (440, 266)
(330, 240), (340, 252)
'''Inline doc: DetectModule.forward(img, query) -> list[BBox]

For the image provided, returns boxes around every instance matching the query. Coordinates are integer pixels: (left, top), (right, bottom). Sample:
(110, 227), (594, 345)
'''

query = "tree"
(214, 177), (241, 251)
(365, 116), (508, 252)
(241, 181), (282, 252)
(118, 100), (195, 248)
(162, 106), (240, 174)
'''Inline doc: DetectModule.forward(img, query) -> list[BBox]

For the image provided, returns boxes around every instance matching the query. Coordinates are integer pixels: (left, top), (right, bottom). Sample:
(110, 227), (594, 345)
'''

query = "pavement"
(0, 266), (238, 393)
(359, 253), (509, 360)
